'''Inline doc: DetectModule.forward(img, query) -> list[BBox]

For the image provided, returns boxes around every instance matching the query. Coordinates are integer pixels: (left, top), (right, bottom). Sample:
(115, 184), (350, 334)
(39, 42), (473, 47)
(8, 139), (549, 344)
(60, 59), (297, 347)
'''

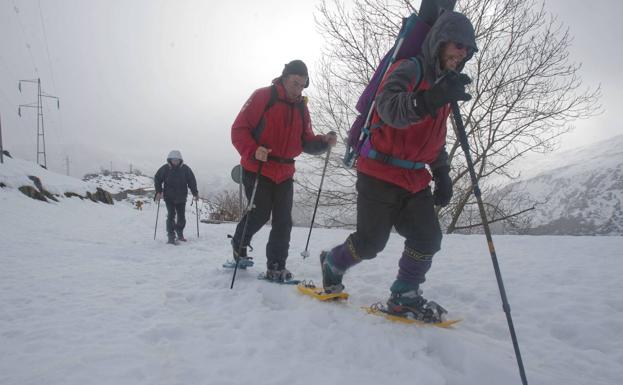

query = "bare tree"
(301, 0), (600, 232)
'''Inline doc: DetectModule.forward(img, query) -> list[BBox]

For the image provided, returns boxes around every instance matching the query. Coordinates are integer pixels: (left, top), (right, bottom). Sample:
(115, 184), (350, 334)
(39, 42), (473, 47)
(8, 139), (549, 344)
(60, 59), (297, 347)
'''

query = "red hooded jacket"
(357, 59), (450, 193)
(231, 80), (326, 184)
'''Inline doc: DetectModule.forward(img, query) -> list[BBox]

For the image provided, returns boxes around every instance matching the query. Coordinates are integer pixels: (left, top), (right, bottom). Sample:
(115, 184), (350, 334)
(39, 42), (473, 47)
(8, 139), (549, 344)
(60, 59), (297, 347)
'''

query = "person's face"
(440, 41), (469, 71)
(170, 159), (181, 166)
(282, 74), (308, 100)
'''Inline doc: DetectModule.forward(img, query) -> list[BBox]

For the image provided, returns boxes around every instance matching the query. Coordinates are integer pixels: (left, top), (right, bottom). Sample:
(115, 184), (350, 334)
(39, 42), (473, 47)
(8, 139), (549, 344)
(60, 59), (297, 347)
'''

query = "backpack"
(342, 8), (440, 168)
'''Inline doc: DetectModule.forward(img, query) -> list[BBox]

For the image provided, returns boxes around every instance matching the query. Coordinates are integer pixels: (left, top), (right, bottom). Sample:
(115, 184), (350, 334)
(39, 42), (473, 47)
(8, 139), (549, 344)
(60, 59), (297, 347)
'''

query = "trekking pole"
(0, 112), (4, 164)
(190, 198), (200, 237)
(230, 162), (264, 289)
(195, 198), (200, 237)
(301, 144), (332, 259)
(451, 101), (528, 385)
(153, 198), (161, 240)
(238, 165), (244, 220)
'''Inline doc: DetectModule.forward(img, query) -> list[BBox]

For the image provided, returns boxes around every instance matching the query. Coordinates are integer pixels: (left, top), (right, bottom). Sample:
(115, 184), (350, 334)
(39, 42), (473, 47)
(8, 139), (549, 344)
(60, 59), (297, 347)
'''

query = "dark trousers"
(233, 169), (293, 270)
(350, 172), (442, 286)
(165, 200), (186, 237)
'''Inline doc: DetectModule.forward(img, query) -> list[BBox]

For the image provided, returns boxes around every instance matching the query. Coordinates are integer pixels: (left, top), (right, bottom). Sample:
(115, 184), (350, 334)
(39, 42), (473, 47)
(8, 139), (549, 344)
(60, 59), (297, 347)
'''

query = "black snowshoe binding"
(386, 290), (447, 323)
(264, 263), (293, 283)
(231, 240), (253, 268)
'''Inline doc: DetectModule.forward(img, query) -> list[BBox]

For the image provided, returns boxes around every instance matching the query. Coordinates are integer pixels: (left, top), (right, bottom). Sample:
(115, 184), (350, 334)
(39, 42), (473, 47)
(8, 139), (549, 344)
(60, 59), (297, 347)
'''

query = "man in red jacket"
(231, 60), (336, 281)
(320, 11), (478, 322)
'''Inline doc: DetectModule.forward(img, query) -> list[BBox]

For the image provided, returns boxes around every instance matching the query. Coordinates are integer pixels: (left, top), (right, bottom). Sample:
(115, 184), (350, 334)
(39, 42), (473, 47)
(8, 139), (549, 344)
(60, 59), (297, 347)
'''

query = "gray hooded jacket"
(376, 10), (478, 129)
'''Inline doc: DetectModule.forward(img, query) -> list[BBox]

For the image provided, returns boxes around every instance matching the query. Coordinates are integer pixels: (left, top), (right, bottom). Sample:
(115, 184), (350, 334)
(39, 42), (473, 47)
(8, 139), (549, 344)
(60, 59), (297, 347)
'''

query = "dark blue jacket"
(154, 162), (198, 204)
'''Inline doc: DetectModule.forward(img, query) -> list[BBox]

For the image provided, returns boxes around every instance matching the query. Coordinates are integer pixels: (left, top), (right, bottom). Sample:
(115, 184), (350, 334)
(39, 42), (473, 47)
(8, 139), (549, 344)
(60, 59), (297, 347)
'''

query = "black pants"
(165, 200), (186, 237)
(350, 172), (442, 285)
(233, 169), (293, 270)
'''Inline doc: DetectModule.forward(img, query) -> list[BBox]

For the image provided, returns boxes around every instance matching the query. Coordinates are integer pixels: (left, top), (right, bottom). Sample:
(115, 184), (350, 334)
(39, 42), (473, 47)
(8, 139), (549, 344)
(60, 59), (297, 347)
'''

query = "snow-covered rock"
(0, 155), (113, 204)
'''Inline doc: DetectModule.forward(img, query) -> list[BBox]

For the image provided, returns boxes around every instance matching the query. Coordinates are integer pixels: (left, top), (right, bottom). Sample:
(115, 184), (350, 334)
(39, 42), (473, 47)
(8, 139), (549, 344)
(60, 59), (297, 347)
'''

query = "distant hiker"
(230, 59), (337, 281)
(320, 11), (478, 321)
(154, 150), (198, 244)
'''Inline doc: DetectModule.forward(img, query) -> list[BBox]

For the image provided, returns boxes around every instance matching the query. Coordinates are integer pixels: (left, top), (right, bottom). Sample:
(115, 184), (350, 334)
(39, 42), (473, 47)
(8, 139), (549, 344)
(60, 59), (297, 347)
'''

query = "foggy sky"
(1, 0), (621, 193)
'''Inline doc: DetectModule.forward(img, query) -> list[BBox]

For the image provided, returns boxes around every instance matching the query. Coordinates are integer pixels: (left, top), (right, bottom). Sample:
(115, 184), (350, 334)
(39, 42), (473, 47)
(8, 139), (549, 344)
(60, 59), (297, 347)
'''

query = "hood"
(420, 10), (478, 83)
(166, 150), (183, 165)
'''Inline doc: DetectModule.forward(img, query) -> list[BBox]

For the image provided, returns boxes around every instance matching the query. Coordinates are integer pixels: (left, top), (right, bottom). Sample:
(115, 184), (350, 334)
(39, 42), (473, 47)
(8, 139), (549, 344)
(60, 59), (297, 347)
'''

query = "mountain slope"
(503, 135), (623, 235)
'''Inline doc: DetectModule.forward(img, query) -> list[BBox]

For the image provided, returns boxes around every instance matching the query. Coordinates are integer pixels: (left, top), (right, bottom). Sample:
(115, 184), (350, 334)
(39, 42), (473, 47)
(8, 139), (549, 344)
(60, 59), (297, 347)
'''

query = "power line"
(10, 0), (39, 76)
(0, 55), (21, 106)
(36, 0), (65, 143)
(37, 0), (57, 91)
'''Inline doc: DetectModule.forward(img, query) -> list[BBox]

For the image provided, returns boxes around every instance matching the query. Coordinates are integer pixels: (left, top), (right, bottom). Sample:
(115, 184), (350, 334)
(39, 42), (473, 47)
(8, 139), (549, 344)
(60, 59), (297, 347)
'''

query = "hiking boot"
(176, 231), (187, 242)
(386, 280), (447, 323)
(320, 251), (345, 293)
(265, 264), (293, 282)
(232, 241), (253, 267)
(167, 234), (177, 245)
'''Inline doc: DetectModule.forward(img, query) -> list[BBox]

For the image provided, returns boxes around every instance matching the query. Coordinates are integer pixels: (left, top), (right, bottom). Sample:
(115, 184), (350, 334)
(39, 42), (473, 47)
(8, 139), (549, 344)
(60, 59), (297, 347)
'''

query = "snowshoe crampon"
(297, 280), (349, 301)
(362, 302), (461, 328)
(222, 258), (254, 269)
(257, 272), (300, 285)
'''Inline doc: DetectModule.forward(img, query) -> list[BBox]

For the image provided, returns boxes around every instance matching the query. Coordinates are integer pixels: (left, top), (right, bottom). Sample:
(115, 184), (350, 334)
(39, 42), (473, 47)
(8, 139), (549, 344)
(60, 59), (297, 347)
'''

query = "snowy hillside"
(2, 166), (623, 385)
(501, 134), (623, 235)
(0, 155), (97, 195)
(0, 155), (112, 204)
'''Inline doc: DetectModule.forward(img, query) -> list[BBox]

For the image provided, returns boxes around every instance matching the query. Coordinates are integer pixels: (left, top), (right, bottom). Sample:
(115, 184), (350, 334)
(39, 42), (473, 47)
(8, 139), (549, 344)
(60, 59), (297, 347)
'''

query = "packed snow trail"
(1, 188), (622, 385)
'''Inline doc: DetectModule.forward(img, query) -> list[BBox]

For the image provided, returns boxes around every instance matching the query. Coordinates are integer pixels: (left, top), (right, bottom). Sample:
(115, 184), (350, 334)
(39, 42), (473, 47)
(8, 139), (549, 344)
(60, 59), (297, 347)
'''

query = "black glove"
(432, 167), (453, 207)
(414, 72), (472, 117)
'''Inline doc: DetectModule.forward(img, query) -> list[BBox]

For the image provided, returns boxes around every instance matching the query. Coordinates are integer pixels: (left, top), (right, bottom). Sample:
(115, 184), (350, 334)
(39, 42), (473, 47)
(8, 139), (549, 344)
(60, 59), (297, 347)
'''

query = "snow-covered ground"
(83, 172), (154, 194)
(1, 185), (622, 385)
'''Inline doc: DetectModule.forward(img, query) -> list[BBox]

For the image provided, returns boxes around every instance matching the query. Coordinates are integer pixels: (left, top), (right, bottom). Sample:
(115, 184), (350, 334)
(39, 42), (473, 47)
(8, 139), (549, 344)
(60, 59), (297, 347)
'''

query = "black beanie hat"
(281, 60), (309, 88)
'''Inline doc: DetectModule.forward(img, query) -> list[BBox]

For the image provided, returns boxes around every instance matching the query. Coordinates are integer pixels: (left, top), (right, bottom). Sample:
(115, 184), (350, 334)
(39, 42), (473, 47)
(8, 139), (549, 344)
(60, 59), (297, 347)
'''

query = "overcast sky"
(1, 0), (621, 190)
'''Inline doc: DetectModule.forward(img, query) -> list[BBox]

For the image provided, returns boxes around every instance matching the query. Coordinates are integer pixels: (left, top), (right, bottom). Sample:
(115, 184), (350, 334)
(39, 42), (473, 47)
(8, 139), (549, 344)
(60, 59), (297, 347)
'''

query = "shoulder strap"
(298, 96), (308, 144)
(251, 85), (278, 142)
(369, 57), (423, 132)
(408, 56), (423, 91)
(265, 84), (278, 113)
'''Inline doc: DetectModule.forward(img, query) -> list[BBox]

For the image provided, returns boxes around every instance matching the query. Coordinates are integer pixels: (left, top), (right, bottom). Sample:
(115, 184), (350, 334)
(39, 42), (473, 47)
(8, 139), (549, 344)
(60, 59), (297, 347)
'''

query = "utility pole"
(18, 78), (60, 169)
(129, 163), (133, 174)
(110, 161), (113, 173)
(0, 112), (4, 164)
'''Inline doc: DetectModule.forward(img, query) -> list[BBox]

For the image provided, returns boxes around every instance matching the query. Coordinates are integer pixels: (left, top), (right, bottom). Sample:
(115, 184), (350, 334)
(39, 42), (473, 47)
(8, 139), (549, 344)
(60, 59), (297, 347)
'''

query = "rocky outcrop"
(27, 176), (58, 202)
(18, 185), (47, 201)
(112, 188), (148, 201)
(16, 175), (113, 205)
(87, 187), (114, 204)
